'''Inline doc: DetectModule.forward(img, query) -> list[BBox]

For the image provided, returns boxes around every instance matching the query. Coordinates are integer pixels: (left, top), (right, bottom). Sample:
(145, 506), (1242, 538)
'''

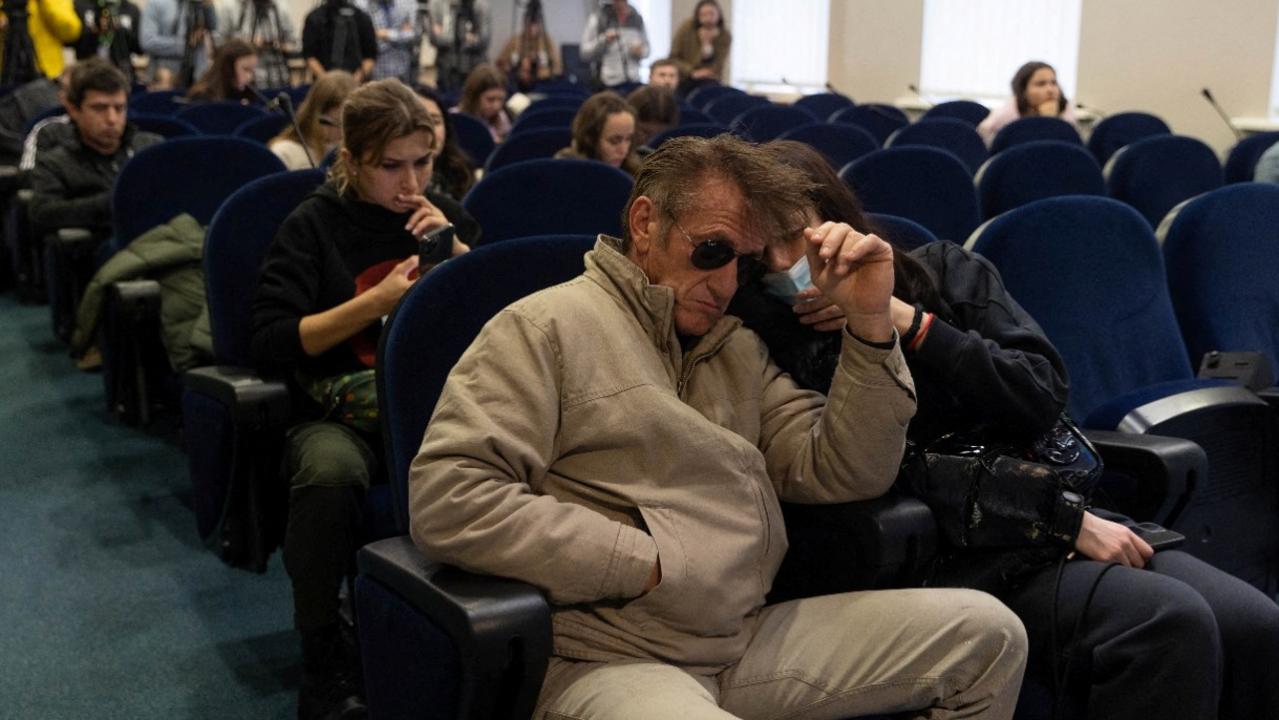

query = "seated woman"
(268, 70), (357, 171)
(625, 84), (679, 152)
(670, 0), (731, 82)
(976, 60), (1078, 145)
(554, 91), (640, 175)
(454, 63), (512, 143)
(185, 39), (258, 103)
(249, 79), (479, 720)
(495, 0), (562, 93)
(413, 84), (476, 200)
(730, 139), (1279, 720)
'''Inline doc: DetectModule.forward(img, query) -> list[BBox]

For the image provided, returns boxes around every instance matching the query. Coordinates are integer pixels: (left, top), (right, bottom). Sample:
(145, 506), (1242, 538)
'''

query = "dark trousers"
(1002, 549), (1279, 720)
(282, 421), (376, 632)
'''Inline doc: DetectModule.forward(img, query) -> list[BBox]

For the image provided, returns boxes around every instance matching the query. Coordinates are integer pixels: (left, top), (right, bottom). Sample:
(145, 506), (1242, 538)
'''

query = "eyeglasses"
(670, 218), (761, 283)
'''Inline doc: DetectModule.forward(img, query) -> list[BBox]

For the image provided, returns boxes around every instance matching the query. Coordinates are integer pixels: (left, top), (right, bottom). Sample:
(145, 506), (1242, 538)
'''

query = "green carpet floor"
(0, 294), (297, 719)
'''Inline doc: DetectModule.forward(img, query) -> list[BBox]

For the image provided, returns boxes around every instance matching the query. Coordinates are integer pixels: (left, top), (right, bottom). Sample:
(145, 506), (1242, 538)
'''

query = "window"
(729, 0), (830, 94)
(1271, 11), (1279, 118)
(919, 0), (1082, 104)
(629, 0), (671, 78)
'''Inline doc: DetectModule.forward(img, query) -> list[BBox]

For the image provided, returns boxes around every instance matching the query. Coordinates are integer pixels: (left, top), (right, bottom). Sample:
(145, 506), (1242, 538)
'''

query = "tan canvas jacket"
(409, 237), (916, 673)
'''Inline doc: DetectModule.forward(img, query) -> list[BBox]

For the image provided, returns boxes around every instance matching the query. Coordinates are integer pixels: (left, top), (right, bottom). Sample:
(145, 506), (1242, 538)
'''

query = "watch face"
(1062, 490), (1084, 504)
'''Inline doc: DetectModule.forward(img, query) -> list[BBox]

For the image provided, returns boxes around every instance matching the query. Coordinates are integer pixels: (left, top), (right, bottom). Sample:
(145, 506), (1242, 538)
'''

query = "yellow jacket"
(0, 0), (82, 79)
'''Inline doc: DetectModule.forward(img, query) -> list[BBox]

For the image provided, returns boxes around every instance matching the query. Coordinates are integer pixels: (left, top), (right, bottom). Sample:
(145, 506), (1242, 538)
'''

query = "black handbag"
(899, 415), (1102, 594)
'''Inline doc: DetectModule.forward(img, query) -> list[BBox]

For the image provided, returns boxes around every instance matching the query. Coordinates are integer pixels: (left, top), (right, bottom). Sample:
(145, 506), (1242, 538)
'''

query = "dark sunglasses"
(671, 219), (761, 283)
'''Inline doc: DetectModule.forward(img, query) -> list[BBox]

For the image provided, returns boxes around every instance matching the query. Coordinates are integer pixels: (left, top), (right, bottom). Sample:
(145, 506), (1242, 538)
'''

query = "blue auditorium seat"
(646, 122), (729, 149)
(920, 100), (990, 126)
(523, 95), (584, 114)
(462, 158), (632, 244)
(886, 118), (988, 174)
(1159, 182), (1279, 381)
(867, 212), (939, 251)
(969, 196), (1277, 593)
(989, 116), (1082, 154)
(449, 111), (496, 168)
(233, 112), (290, 144)
(1086, 111), (1171, 166)
(1104, 134), (1223, 228)
(483, 127), (572, 171)
(509, 106), (577, 136)
(1222, 130), (1279, 184)
(840, 146), (980, 243)
(678, 106), (714, 125)
(793, 91), (854, 121)
(128, 89), (184, 115)
(829, 104), (909, 146)
(686, 83), (743, 111)
(974, 140), (1104, 219)
(129, 113), (200, 138)
(730, 104), (818, 142)
(704, 93), (771, 126)
(777, 122), (878, 171)
(174, 100), (267, 135)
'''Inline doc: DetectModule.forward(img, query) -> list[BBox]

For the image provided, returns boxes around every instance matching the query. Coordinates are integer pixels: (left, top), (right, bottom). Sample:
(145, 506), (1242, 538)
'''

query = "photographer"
(72, 0), (141, 84)
(215, 0), (297, 88)
(140, 0), (217, 86)
(301, 0), (375, 82)
(0, 0), (83, 81)
(427, 0), (489, 92)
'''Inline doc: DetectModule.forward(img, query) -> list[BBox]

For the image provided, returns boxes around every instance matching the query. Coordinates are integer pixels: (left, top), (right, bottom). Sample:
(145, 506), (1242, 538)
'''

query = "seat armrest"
(357, 535), (552, 719)
(16, 187), (32, 203)
(1258, 386), (1279, 413)
(183, 365), (291, 429)
(1085, 429), (1206, 526)
(55, 227), (97, 246)
(773, 493), (938, 600)
(111, 278), (161, 304)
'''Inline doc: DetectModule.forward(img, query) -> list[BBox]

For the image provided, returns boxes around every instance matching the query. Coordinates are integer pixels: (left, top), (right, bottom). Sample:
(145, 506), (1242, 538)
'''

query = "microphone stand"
(907, 83), (933, 108)
(248, 85), (315, 167)
(1201, 87), (1244, 141)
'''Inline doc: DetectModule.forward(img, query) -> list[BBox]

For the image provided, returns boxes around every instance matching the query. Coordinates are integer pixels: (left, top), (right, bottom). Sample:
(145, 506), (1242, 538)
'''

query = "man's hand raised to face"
(804, 221), (895, 344)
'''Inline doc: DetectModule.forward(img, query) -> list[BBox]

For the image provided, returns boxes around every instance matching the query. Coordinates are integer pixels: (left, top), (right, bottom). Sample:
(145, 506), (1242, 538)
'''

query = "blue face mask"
(759, 255), (814, 305)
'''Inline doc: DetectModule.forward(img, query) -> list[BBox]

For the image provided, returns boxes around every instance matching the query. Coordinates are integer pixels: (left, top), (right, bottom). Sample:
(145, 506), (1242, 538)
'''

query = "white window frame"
(919, 0), (1082, 106)
(729, 0), (830, 95)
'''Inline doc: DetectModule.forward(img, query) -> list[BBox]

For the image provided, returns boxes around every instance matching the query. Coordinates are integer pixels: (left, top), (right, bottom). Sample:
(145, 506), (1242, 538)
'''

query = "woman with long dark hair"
(670, 0), (731, 82)
(186, 39), (258, 102)
(413, 83), (476, 199)
(977, 60), (1078, 145)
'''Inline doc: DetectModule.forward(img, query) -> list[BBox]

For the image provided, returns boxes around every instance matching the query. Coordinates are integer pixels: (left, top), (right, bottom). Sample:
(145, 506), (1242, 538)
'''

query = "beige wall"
(1077, 0), (1278, 156)
(826, 0), (923, 105)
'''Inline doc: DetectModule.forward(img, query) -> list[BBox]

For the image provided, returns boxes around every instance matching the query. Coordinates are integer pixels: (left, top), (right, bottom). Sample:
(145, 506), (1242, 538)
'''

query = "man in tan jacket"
(409, 135), (1027, 719)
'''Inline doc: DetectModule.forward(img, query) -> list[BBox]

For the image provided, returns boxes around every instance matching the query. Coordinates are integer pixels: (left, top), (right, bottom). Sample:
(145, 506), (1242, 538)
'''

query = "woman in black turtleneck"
(250, 78), (478, 720)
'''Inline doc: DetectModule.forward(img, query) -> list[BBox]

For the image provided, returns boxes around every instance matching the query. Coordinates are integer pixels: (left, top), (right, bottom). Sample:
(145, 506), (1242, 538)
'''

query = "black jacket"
(73, 0), (144, 71)
(28, 123), (163, 236)
(250, 182), (480, 411)
(302, 1), (378, 73)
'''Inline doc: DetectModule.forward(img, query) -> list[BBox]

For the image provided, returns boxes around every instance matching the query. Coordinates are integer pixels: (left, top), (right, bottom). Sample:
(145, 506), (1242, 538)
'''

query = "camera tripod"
(236, 0), (290, 88)
(0, 0), (40, 86)
(178, 0), (215, 87)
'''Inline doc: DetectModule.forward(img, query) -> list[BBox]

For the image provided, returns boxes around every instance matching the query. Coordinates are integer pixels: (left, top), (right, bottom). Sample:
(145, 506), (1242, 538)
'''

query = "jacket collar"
(585, 235), (741, 365)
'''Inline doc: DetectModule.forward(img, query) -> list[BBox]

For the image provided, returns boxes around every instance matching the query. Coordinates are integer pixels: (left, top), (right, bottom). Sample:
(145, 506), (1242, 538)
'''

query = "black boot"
(298, 624), (366, 720)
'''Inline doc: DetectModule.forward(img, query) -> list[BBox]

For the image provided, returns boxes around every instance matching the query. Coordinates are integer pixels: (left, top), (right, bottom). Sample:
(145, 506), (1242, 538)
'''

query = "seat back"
(524, 95), (584, 114)
(646, 122), (728, 149)
(730, 104), (818, 142)
(1086, 111), (1171, 165)
(233, 112), (290, 144)
(829, 104), (908, 146)
(777, 122), (878, 171)
(920, 100), (990, 126)
(449, 111), (497, 167)
(1104, 134), (1223, 228)
(1223, 131), (1279, 183)
(686, 83), (743, 111)
(968, 196), (1192, 421)
(129, 90), (184, 115)
(129, 113), (201, 138)
(704, 93), (770, 125)
(484, 127), (572, 171)
(793, 92), (854, 121)
(175, 101), (267, 135)
(509, 107), (577, 136)
(868, 212), (939, 252)
(840, 146), (980, 243)
(886, 118), (987, 174)
(1159, 182), (1279, 379)
(111, 136), (287, 250)
(378, 235), (597, 530)
(462, 158), (633, 244)
(989, 116), (1082, 154)
(204, 169), (326, 366)
(975, 140), (1105, 219)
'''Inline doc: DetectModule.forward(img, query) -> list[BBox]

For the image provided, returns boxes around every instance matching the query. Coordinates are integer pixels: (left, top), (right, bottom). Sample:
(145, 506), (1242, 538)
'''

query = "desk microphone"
(1201, 87), (1244, 140)
(907, 83), (933, 107)
(1074, 101), (1106, 119)
(275, 91), (316, 168)
(246, 84), (283, 110)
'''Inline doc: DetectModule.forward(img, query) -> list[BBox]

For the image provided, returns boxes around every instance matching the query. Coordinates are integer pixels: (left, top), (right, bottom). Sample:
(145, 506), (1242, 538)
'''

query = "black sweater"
(250, 182), (480, 403)
(732, 240), (1069, 445)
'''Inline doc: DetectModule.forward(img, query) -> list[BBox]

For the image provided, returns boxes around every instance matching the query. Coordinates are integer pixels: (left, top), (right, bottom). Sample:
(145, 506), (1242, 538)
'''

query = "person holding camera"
(0, 0), (83, 81)
(426, 0), (489, 92)
(250, 78), (476, 720)
(302, 0), (376, 82)
(72, 0), (142, 84)
(581, 0), (648, 90)
(140, 0), (216, 86)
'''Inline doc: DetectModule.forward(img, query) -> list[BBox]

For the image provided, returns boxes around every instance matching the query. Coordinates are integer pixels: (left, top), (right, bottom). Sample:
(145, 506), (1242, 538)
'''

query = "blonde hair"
(330, 79), (435, 196)
(272, 71), (357, 162)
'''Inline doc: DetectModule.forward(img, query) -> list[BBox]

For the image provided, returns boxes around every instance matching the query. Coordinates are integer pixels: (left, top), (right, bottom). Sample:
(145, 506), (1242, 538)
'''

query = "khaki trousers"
(537, 588), (1026, 720)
